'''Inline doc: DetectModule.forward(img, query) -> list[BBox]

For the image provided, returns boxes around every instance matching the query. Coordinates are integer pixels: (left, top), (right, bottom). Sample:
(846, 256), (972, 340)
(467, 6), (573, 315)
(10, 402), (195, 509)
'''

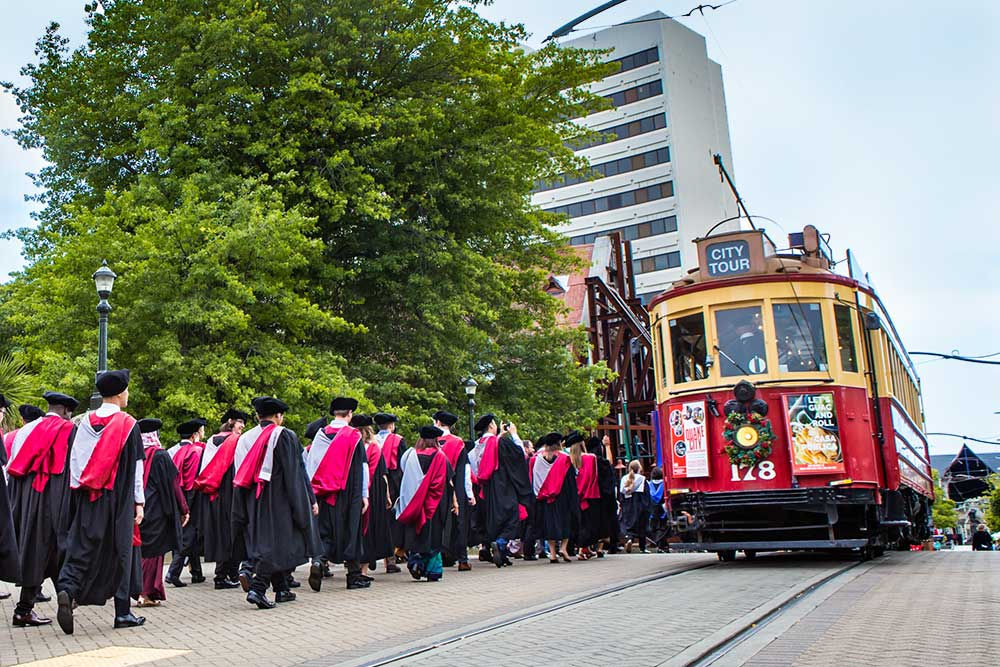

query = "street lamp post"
(90, 260), (117, 409)
(462, 378), (478, 441)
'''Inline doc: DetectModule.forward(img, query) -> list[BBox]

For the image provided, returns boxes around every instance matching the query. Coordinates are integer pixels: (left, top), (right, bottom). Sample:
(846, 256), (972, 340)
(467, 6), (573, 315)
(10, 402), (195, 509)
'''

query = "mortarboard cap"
(474, 413), (497, 434)
(433, 411), (459, 427)
(537, 431), (563, 448)
(95, 369), (130, 397)
(420, 425), (444, 440)
(42, 391), (79, 411)
(138, 418), (162, 434)
(329, 396), (358, 414)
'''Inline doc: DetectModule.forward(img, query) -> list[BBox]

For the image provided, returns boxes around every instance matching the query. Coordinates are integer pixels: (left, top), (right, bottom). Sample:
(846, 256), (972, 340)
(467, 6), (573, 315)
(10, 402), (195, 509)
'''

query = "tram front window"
(669, 312), (707, 383)
(715, 306), (767, 377)
(773, 302), (828, 372)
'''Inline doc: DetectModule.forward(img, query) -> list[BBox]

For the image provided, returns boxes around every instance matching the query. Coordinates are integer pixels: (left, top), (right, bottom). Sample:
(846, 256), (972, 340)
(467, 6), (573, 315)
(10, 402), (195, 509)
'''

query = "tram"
(648, 225), (933, 560)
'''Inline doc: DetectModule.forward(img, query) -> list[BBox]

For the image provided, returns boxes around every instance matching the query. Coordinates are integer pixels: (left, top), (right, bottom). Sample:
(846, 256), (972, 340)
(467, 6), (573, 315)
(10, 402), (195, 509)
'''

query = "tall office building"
(532, 12), (738, 303)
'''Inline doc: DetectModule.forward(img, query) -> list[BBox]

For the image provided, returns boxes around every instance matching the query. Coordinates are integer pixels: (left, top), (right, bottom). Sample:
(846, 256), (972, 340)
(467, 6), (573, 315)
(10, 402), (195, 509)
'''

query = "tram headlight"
(733, 380), (756, 403)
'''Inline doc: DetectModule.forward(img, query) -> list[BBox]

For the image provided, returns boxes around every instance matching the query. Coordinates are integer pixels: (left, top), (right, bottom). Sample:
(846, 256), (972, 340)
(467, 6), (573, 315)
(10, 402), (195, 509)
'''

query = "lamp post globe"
(462, 378), (478, 440)
(90, 260), (117, 409)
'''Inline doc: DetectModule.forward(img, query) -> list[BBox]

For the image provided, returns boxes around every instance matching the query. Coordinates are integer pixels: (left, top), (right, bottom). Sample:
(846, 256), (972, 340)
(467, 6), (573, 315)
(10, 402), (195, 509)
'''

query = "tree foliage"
(930, 469), (957, 530)
(1, 0), (614, 437)
(0, 355), (39, 432)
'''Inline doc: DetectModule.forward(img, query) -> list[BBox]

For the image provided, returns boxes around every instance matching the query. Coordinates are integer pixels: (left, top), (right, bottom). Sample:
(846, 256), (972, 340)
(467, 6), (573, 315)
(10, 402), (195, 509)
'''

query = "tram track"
(359, 558), (721, 667)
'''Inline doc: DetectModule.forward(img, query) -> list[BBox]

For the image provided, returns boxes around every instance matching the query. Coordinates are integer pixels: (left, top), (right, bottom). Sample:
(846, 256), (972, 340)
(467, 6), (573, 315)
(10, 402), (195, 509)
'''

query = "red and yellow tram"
(648, 225), (933, 560)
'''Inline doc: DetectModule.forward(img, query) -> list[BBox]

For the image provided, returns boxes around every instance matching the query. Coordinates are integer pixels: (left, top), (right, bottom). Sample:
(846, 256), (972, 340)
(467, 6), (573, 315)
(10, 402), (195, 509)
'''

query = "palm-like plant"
(0, 355), (39, 432)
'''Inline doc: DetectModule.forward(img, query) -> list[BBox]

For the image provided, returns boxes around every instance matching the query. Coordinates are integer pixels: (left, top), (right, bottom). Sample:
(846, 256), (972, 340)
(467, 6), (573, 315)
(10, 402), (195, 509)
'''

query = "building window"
(609, 47), (659, 75)
(534, 146), (670, 193)
(545, 181), (674, 218)
(569, 215), (678, 246)
(631, 250), (681, 275)
(605, 79), (663, 108)
(567, 113), (667, 151)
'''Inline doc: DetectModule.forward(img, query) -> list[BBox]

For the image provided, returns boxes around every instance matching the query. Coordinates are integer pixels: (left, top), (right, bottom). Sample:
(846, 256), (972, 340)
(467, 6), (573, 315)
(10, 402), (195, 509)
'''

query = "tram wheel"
(717, 550), (737, 562)
(743, 549), (757, 560)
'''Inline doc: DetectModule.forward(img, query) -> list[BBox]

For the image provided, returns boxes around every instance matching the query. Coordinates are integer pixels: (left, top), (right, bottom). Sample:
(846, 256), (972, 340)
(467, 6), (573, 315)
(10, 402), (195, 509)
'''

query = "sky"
(1, 1), (998, 454)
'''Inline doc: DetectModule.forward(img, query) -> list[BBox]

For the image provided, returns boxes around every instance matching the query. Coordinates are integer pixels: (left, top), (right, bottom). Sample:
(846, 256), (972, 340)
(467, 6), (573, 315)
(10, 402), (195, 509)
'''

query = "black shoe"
(359, 574), (374, 582)
(34, 592), (52, 603)
(13, 610), (53, 627)
(214, 580), (240, 590)
(308, 562), (323, 592)
(490, 541), (504, 568)
(190, 575), (206, 584)
(385, 563), (402, 574)
(346, 577), (371, 590)
(275, 590), (296, 603)
(287, 577), (301, 589)
(165, 576), (187, 588)
(113, 613), (146, 629)
(56, 591), (73, 635)
(522, 554), (538, 561)
(246, 590), (275, 609)
(478, 548), (491, 562)
(238, 572), (251, 593)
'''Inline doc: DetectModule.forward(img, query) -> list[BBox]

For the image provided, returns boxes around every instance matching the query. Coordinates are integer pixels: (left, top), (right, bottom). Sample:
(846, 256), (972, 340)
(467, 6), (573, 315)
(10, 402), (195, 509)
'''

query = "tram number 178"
(730, 461), (776, 482)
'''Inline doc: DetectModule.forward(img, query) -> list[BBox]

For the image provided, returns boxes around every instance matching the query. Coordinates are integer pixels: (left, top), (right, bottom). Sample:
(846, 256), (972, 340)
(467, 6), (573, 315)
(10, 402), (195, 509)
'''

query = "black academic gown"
(534, 462), (581, 541)
(0, 470), (19, 584)
(383, 437), (407, 550)
(619, 483), (651, 538)
(442, 446), (472, 562)
(231, 427), (312, 573)
(196, 435), (240, 564)
(8, 431), (73, 587)
(403, 453), (455, 554)
(592, 455), (618, 543)
(315, 439), (365, 564)
(174, 443), (203, 561)
(58, 421), (143, 606)
(363, 450), (395, 566)
(481, 438), (532, 542)
(139, 449), (183, 558)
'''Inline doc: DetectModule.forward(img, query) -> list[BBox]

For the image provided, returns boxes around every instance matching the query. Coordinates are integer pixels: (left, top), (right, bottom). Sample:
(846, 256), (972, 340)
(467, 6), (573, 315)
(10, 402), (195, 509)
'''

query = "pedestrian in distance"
(619, 460), (650, 554)
(436, 410), (475, 572)
(164, 417), (207, 587)
(972, 524), (993, 551)
(530, 432), (580, 564)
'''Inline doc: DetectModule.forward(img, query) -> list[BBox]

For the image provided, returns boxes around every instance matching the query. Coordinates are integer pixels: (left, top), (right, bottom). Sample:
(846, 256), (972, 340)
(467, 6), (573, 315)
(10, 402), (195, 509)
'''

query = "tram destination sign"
(705, 239), (751, 277)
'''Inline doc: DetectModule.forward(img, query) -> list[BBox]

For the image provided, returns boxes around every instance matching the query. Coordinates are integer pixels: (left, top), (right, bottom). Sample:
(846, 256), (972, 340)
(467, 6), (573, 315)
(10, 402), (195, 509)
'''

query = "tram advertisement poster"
(668, 401), (709, 478)
(782, 392), (844, 475)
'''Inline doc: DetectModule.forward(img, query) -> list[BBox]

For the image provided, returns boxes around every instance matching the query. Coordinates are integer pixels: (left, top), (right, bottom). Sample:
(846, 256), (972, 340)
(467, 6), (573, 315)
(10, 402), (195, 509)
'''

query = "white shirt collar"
(95, 402), (121, 417)
(440, 426), (451, 435)
(330, 418), (349, 428)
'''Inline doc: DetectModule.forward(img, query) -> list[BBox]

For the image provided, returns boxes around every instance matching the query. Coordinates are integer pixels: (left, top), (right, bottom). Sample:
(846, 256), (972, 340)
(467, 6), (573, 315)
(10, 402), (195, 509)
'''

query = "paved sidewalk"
(744, 551), (1000, 667)
(0, 554), (707, 667)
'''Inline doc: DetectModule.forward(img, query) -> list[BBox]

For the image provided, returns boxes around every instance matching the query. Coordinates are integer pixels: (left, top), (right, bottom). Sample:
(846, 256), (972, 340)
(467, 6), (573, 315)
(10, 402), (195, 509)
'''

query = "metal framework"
(585, 232), (658, 463)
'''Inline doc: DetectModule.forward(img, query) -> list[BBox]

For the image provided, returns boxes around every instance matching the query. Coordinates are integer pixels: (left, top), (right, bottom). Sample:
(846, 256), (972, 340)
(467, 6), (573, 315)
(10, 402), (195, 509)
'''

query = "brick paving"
(0, 554), (709, 667)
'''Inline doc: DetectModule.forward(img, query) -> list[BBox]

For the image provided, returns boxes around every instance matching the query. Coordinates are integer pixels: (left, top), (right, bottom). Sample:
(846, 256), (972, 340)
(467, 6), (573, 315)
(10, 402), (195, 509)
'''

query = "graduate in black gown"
(6, 391), (78, 626)
(436, 411), (474, 571)
(165, 417), (207, 587)
(3, 404), (46, 465)
(397, 426), (456, 582)
(354, 415), (394, 575)
(468, 414), (532, 568)
(193, 409), (248, 590)
(568, 431), (600, 560)
(530, 433), (580, 563)
(619, 459), (651, 553)
(57, 370), (146, 634)
(587, 436), (618, 557)
(136, 418), (187, 606)
(374, 412), (406, 564)
(232, 397), (316, 609)
(304, 397), (370, 590)
(0, 394), (20, 601)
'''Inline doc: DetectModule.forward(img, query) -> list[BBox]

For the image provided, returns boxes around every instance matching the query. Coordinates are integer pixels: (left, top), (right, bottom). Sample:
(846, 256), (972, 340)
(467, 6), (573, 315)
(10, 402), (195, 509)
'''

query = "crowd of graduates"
(0, 369), (648, 635)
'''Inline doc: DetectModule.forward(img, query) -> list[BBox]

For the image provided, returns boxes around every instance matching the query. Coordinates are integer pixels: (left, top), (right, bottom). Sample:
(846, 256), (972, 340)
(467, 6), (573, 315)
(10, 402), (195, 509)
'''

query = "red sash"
(234, 424), (277, 497)
(440, 434), (465, 469)
(78, 412), (137, 499)
(194, 432), (240, 500)
(362, 441), (382, 534)
(3, 429), (16, 460)
(381, 433), (402, 470)
(173, 442), (204, 491)
(576, 453), (600, 509)
(312, 426), (362, 506)
(536, 454), (572, 504)
(477, 434), (499, 482)
(7, 416), (73, 492)
(398, 450), (447, 534)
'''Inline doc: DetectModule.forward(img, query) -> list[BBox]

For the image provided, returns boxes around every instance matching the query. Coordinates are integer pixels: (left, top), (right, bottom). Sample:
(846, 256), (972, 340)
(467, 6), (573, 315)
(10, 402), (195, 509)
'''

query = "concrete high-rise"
(532, 12), (738, 302)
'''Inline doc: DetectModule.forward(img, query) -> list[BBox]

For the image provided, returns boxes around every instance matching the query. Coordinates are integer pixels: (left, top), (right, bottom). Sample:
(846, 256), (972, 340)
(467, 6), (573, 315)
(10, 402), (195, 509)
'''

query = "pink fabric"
(78, 412), (136, 500)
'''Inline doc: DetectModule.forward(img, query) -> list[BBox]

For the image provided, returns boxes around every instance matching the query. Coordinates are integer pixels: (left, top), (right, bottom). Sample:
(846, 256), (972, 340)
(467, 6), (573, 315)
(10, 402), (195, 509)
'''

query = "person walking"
(619, 460), (650, 554)
(972, 524), (993, 551)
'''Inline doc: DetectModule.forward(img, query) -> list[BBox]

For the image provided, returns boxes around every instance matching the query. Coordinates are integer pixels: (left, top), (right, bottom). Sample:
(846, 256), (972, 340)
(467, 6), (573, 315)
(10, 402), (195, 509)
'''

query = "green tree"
(982, 473), (1000, 533)
(1, 0), (614, 435)
(0, 355), (39, 431)
(930, 469), (958, 530)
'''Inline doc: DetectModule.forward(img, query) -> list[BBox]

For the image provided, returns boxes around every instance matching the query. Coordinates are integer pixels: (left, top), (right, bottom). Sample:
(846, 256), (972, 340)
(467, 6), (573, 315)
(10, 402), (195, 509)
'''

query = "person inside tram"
(716, 308), (767, 377)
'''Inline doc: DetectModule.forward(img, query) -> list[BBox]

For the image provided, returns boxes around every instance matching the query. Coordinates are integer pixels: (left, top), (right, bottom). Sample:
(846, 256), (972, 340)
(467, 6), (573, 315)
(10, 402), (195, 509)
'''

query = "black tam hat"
(538, 431), (563, 448)
(43, 391), (79, 411)
(252, 396), (289, 417)
(329, 396), (358, 414)
(138, 418), (162, 434)
(350, 414), (374, 429)
(95, 369), (130, 397)
(373, 412), (398, 426)
(18, 405), (45, 422)
(304, 416), (327, 440)
(433, 411), (459, 427)
(222, 408), (250, 424)
(585, 436), (603, 454)
(177, 417), (208, 438)
(564, 430), (585, 447)
(420, 425), (444, 440)
(474, 413), (497, 434)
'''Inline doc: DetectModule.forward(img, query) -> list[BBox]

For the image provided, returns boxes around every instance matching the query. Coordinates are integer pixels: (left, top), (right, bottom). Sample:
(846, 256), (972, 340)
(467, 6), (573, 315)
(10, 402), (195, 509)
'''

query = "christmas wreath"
(723, 411), (776, 468)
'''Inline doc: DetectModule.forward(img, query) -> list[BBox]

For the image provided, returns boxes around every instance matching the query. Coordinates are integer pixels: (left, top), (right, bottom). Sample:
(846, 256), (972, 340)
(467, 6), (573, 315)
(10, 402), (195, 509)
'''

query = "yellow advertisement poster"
(783, 392), (845, 475)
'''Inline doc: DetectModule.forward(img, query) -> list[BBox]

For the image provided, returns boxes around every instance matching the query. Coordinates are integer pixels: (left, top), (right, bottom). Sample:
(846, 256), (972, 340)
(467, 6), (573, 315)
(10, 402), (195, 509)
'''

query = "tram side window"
(715, 306), (767, 377)
(669, 313), (708, 383)
(834, 304), (858, 372)
(773, 302), (828, 372)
